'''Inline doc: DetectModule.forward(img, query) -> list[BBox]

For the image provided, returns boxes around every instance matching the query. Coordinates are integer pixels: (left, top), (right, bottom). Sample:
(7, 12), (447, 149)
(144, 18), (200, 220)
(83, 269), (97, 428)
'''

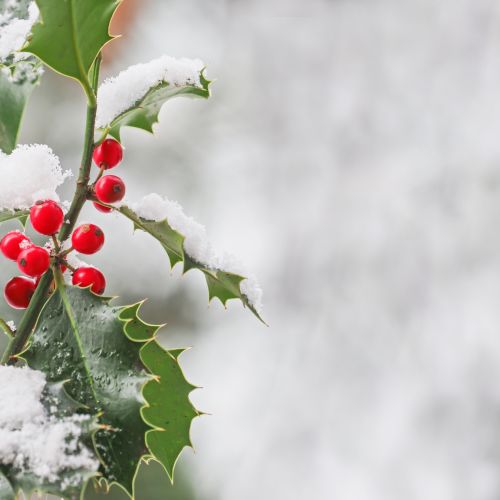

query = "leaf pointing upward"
(24, 0), (120, 91)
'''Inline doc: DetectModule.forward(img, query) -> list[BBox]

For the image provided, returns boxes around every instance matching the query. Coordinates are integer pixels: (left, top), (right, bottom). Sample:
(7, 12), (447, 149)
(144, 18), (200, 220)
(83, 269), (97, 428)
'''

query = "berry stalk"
(1, 56), (102, 365)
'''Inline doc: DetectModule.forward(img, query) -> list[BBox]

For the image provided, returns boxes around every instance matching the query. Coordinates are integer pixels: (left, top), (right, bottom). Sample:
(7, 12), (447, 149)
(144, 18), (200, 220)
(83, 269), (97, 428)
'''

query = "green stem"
(91, 164), (106, 187)
(0, 271), (53, 364)
(65, 262), (77, 273)
(80, 75), (96, 108)
(1, 56), (102, 365)
(51, 234), (60, 253)
(59, 246), (74, 258)
(59, 82), (99, 240)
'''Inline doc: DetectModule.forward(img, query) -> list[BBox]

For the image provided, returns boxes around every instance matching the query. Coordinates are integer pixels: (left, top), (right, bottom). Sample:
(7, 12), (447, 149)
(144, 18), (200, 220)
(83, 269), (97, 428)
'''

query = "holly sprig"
(24, 0), (120, 102)
(0, 1), (262, 498)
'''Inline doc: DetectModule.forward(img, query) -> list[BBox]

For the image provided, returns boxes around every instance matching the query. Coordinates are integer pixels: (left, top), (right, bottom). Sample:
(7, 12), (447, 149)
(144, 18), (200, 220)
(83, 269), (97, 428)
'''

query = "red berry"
(0, 231), (31, 261)
(4, 276), (36, 309)
(71, 224), (104, 254)
(30, 200), (64, 235)
(93, 139), (123, 169)
(95, 175), (125, 204)
(72, 267), (106, 295)
(93, 202), (113, 213)
(17, 246), (50, 277)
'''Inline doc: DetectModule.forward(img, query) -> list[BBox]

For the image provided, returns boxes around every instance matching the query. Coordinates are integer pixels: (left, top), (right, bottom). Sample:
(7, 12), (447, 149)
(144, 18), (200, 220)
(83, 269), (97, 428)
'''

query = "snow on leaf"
(0, 208), (29, 226)
(0, 0), (39, 63)
(117, 194), (264, 322)
(0, 144), (71, 210)
(95, 55), (210, 139)
(0, 365), (99, 499)
(0, 1), (42, 153)
(23, 285), (201, 496)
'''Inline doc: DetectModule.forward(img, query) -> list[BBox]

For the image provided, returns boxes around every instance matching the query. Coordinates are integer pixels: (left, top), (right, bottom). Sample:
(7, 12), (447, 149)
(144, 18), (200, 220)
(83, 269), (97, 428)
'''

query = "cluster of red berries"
(1, 139), (125, 309)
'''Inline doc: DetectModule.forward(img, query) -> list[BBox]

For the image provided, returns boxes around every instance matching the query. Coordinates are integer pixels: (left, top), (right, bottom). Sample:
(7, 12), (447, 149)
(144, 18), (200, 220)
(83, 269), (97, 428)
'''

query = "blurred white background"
(5, 0), (500, 499)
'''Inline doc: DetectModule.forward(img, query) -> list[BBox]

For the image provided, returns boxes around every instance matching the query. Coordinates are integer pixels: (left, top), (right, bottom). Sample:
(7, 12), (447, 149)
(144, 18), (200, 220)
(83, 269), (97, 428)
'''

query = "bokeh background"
(4, 0), (500, 498)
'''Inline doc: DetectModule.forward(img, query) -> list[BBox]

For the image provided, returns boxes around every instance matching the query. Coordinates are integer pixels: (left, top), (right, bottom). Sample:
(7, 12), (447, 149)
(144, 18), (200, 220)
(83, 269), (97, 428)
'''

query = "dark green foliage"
(23, 286), (200, 498)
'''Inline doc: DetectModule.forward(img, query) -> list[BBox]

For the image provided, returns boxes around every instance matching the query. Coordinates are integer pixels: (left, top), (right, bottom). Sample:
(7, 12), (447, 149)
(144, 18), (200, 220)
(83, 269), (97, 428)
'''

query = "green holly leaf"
(0, 470), (14, 500)
(0, 0), (42, 153)
(0, 381), (99, 499)
(23, 286), (149, 496)
(102, 70), (211, 140)
(23, 284), (200, 497)
(141, 346), (199, 479)
(118, 206), (264, 323)
(120, 304), (201, 481)
(24, 0), (120, 93)
(0, 70), (38, 153)
(0, 209), (29, 226)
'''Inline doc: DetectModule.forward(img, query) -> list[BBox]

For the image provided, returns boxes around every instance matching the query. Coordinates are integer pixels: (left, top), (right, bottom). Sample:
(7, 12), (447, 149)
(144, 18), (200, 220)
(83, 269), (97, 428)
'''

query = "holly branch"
(0, 1), (263, 498)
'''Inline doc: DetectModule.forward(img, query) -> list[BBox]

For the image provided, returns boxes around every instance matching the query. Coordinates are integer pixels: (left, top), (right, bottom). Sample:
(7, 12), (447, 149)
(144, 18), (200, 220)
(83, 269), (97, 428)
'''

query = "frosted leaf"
(0, 144), (71, 210)
(239, 276), (263, 312)
(0, 1), (38, 63)
(0, 365), (98, 483)
(96, 55), (205, 128)
(126, 193), (263, 312)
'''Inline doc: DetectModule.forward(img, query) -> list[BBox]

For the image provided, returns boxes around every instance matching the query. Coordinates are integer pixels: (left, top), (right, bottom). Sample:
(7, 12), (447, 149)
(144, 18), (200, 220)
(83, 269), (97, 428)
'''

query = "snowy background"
(3, 0), (500, 498)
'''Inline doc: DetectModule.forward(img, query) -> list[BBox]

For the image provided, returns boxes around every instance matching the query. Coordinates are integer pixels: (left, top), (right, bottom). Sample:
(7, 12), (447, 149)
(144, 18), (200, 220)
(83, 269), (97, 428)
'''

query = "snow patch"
(0, 2), (39, 62)
(0, 144), (71, 210)
(61, 200), (71, 213)
(96, 55), (205, 128)
(65, 251), (92, 271)
(0, 365), (98, 484)
(125, 193), (263, 312)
